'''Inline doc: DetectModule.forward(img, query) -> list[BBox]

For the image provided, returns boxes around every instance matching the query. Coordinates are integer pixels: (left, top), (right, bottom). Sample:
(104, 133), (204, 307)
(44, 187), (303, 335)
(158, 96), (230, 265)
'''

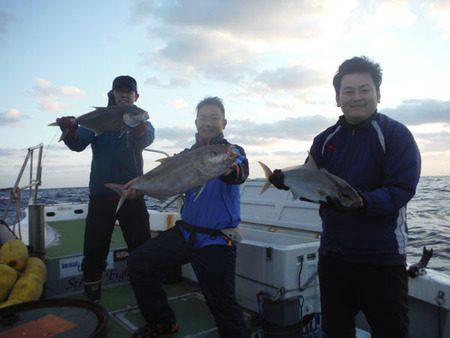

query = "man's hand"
(132, 122), (147, 137)
(323, 195), (364, 212)
(56, 116), (76, 131)
(269, 169), (290, 190)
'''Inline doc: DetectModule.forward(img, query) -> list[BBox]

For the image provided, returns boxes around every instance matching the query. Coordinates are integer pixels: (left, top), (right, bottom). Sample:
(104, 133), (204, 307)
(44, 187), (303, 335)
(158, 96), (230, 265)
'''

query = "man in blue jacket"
(58, 76), (155, 302)
(128, 97), (249, 338)
(269, 57), (421, 338)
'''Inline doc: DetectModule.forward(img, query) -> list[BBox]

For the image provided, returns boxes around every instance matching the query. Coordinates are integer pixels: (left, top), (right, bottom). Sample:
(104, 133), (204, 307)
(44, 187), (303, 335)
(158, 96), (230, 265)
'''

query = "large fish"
(259, 154), (361, 207)
(106, 144), (238, 213)
(49, 105), (149, 141)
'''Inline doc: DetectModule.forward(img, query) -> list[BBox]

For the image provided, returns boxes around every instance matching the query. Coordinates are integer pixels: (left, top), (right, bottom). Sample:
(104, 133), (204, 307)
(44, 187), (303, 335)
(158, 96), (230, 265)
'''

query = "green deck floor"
(45, 219), (257, 337)
(46, 219), (126, 257)
(66, 279), (216, 337)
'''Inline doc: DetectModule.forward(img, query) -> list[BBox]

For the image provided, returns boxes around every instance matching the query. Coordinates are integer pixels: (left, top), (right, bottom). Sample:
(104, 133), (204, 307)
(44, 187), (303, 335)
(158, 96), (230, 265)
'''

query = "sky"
(1, 0), (450, 188)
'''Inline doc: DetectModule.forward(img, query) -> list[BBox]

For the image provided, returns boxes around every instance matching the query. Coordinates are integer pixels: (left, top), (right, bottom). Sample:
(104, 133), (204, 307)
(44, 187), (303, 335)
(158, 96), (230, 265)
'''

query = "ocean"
(1, 176), (449, 275)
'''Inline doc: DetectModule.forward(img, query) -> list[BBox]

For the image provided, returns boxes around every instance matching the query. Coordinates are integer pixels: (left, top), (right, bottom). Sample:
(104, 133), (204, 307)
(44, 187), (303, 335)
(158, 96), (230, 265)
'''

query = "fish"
(49, 105), (149, 141)
(105, 144), (238, 213)
(259, 154), (361, 207)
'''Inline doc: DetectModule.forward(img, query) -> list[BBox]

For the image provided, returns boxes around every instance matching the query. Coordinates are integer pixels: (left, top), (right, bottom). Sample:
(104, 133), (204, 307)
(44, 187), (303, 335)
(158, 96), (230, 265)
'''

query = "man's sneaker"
(83, 280), (101, 303)
(132, 322), (179, 338)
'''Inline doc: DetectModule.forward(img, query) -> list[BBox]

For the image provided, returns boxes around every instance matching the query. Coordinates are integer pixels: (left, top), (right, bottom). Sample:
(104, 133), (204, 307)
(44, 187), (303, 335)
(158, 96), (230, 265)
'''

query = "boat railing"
(0, 143), (43, 242)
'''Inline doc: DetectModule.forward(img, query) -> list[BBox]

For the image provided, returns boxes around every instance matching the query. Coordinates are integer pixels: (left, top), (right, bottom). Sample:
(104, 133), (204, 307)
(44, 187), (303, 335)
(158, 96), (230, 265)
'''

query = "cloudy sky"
(1, 0), (450, 188)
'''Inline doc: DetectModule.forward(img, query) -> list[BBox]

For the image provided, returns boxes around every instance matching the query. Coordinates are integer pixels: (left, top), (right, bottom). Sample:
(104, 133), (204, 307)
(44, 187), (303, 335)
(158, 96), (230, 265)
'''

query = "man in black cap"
(57, 76), (154, 302)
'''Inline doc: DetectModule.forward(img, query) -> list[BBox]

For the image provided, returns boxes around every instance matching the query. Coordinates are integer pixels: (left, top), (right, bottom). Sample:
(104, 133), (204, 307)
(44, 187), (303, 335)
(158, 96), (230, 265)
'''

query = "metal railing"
(1, 143), (44, 224)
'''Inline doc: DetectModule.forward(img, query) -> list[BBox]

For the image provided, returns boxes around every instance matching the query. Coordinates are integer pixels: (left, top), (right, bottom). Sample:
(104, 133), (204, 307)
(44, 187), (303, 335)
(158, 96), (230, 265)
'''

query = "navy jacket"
(63, 122), (155, 198)
(310, 112), (421, 265)
(181, 133), (249, 249)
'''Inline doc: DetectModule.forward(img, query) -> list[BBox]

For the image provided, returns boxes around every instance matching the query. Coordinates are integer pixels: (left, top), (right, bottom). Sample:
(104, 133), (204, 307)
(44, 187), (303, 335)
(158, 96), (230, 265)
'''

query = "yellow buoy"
(0, 299), (22, 309)
(0, 239), (28, 271)
(8, 274), (43, 302)
(23, 257), (47, 283)
(0, 264), (18, 301)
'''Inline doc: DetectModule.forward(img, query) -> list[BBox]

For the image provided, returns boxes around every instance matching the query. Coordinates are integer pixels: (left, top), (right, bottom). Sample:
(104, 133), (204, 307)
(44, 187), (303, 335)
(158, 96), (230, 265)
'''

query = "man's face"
(113, 87), (139, 107)
(195, 104), (227, 139)
(336, 73), (380, 124)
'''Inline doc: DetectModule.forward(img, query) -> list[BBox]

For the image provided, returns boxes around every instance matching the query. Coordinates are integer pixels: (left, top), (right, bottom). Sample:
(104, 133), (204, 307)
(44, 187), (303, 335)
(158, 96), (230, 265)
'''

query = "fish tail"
(105, 183), (128, 214)
(258, 161), (273, 194)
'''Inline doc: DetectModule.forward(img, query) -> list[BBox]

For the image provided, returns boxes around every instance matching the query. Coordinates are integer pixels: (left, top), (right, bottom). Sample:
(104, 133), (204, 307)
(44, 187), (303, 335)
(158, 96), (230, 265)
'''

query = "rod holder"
(28, 203), (45, 257)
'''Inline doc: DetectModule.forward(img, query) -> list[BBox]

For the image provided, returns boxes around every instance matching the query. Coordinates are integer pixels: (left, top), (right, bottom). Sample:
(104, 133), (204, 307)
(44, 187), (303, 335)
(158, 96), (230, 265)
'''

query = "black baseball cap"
(112, 75), (138, 93)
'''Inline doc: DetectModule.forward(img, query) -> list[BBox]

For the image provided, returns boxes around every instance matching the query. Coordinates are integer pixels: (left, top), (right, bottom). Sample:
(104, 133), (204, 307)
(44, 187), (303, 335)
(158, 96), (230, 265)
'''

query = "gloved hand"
(56, 116), (76, 131)
(323, 196), (364, 212)
(269, 169), (289, 190)
(132, 122), (147, 137)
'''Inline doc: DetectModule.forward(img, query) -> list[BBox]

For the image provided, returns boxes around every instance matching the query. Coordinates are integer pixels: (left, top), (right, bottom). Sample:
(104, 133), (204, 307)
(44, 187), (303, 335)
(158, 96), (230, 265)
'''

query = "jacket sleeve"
(220, 145), (249, 185)
(63, 126), (95, 152)
(309, 132), (326, 167)
(360, 124), (421, 218)
(131, 121), (155, 149)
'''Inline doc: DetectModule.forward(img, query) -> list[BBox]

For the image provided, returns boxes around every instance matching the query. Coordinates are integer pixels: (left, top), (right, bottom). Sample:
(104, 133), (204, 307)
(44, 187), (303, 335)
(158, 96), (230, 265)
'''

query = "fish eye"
(212, 151), (217, 156)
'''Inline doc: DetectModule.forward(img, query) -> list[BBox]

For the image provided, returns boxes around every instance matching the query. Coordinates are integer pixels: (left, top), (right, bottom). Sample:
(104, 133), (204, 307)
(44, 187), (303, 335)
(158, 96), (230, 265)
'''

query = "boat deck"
(44, 219), (257, 337)
(46, 219), (126, 258)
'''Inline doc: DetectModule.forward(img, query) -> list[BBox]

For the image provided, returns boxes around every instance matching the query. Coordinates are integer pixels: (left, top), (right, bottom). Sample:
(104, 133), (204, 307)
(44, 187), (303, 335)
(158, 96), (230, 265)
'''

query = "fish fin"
(58, 129), (69, 142)
(304, 152), (318, 169)
(104, 183), (128, 214)
(194, 185), (206, 201)
(156, 157), (169, 164)
(258, 161), (273, 194)
(48, 122), (58, 126)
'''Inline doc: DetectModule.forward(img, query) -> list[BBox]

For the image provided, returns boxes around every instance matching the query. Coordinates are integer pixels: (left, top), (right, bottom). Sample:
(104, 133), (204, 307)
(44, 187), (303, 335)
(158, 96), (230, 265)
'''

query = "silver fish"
(259, 154), (361, 207)
(106, 144), (238, 213)
(49, 105), (149, 141)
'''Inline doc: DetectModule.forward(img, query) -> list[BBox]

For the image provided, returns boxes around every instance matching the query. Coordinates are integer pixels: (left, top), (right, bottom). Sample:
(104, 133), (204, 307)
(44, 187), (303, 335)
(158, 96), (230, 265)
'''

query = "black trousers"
(82, 196), (150, 282)
(318, 254), (409, 338)
(127, 224), (249, 338)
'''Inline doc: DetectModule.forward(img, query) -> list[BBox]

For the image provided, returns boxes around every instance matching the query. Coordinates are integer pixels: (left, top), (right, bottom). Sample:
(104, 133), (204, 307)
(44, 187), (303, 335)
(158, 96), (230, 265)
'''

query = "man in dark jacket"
(128, 97), (249, 338)
(269, 57), (421, 338)
(58, 76), (154, 302)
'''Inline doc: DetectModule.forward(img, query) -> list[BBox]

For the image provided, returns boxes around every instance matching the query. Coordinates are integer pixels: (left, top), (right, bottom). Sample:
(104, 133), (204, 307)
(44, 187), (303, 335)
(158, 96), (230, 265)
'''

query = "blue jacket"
(63, 122), (155, 197)
(310, 112), (421, 265)
(181, 134), (249, 249)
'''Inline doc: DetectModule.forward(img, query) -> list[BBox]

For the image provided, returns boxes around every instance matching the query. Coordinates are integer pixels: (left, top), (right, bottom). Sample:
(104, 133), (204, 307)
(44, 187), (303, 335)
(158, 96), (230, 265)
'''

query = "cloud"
(428, 0), (450, 35)
(156, 126), (195, 141)
(0, 11), (14, 39)
(133, 0), (357, 82)
(133, 0), (343, 40)
(150, 28), (258, 82)
(381, 99), (450, 126)
(145, 76), (190, 88)
(32, 78), (86, 112)
(227, 115), (333, 142)
(154, 115), (333, 148)
(255, 65), (327, 92)
(172, 99), (188, 110)
(0, 109), (29, 126)
(415, 130), (450, 153)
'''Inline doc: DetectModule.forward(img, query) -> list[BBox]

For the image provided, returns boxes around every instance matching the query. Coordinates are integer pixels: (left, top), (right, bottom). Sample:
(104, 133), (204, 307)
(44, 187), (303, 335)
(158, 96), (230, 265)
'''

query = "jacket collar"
(192, 132), (225, 149)
(338, 110), (378, 131)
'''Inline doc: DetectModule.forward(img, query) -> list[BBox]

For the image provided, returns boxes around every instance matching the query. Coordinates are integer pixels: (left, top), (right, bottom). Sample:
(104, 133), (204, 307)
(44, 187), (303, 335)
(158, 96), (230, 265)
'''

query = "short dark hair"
(196, 97), (225, 117)
(333, 56), (382, 96)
